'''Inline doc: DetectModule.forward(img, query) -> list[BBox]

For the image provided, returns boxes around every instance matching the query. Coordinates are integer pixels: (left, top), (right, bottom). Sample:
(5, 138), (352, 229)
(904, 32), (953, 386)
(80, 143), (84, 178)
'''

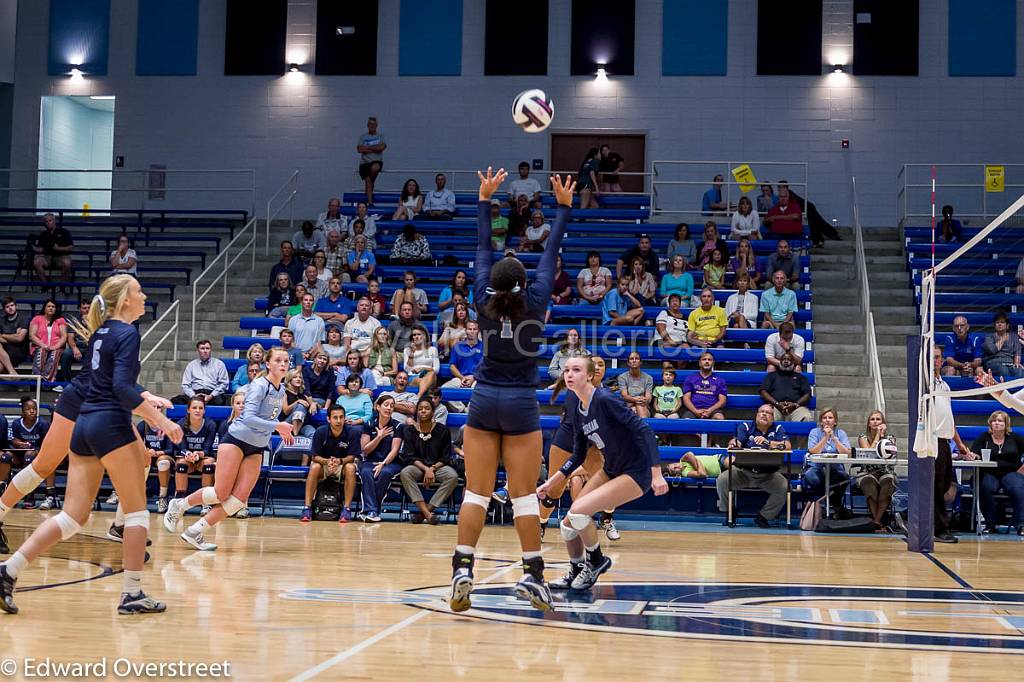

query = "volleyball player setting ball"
(448, 168), (575, 613)
(538, 357), (668, 591)
(0, 275), (184, 615)
(163, 347), (294, 550)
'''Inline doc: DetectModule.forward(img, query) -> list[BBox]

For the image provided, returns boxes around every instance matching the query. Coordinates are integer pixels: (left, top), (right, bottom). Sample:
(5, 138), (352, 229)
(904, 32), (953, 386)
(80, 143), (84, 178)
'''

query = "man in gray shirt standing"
(357, 117), (387, 205)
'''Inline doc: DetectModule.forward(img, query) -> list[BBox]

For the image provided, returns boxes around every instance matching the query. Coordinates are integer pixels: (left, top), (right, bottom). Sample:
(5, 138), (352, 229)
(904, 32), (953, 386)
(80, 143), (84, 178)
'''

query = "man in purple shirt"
(682, 351), (728, 419)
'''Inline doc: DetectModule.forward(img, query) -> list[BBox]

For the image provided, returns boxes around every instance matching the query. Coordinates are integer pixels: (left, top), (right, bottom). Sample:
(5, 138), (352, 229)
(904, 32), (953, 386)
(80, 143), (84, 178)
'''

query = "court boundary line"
(917, 546), (1024, 636)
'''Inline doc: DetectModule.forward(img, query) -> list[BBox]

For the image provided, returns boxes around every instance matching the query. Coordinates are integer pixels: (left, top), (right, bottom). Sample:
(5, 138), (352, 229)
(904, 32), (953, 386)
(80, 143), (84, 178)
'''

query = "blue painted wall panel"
(136, 0), (199, 76)
(949, 0), (1015, 76)
(399, 0), (463, 76)
(663, 0), (728, 76)
(47, 0), (110, 75)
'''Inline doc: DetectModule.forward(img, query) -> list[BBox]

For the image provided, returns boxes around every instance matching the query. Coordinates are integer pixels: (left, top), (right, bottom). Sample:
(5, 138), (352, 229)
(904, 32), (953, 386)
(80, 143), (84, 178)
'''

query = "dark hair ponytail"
(484, 257), (528, 321)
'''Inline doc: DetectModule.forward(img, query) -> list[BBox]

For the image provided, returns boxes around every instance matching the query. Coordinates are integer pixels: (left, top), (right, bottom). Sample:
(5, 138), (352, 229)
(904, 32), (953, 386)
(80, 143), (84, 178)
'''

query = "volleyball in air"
(512, 89), (554, 133)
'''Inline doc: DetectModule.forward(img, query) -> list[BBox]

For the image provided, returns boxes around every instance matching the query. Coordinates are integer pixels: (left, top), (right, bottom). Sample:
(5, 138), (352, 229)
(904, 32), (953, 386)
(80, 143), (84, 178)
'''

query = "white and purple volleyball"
(512, 89), (554, 133)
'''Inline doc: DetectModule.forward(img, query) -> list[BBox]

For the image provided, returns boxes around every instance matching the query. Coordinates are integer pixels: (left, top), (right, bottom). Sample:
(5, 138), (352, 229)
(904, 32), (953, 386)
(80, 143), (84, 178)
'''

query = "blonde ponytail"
(68, 274), (137, 342)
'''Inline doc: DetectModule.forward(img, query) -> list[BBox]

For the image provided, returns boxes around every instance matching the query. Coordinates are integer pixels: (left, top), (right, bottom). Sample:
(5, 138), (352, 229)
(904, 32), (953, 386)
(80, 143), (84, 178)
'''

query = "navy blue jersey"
(136, 421), (169, 453)
(11, 417), (50, 450)
(560, 387), (659, 477)
(474, 201), (570, 387)
(362, 417), (404, 463)
(0, 416), (10, 449)
(174, 417), (217, 456)
(79, 320), (145, 414)
(311, 424), (362, 460)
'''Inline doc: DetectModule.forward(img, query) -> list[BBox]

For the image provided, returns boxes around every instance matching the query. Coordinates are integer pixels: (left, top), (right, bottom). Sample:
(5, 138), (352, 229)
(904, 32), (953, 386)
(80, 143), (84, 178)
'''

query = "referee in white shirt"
(931, 344), (977, 543)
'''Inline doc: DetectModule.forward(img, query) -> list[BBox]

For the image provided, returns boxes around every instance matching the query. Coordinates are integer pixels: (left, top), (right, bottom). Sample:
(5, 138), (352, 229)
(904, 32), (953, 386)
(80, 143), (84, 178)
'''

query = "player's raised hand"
(976, 369), (998, 388)
(478, 166), (507, 201)
(551, 174), (577, 207)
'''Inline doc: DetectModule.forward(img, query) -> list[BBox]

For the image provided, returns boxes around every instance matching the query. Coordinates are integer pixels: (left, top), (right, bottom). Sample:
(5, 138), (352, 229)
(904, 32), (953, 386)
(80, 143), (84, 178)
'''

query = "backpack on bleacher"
(312, 478), (342, 521)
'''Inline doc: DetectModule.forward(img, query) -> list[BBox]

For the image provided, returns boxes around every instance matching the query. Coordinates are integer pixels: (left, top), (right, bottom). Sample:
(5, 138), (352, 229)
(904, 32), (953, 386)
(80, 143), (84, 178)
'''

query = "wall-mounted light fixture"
(69, 67), (84, 80)
(832, 63), (846, 74)
(288, 63), (300, 72)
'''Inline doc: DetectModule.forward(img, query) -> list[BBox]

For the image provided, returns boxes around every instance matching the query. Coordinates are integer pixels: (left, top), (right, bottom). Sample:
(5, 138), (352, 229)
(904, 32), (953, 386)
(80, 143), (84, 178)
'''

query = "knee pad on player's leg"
(11, 463), (44, 494)
(202, 463), (215, 475)
(175, 461), (189, 474)
(123, 510), (150, 531)
(156, 459), (172, 472)
(566, 511), (592, 531)
(200, 486), (220, 506)
(221, 496), (245, 517)
(560, 520), (579, 541)
(53, 511), (82, 540)
(460, 491), (490, 510)
(511, 495), (540, 518)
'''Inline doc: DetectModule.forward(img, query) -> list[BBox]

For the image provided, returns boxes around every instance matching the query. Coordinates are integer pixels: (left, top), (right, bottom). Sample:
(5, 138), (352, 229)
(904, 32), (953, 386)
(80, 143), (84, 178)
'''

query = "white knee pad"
(566, 511), (592, 531)
(560, 520), (579, 541)
(12, 464), (45, 495)
(221, 496), (246, 517)
(156, 459), (172, 472)
(123, 510), (150, 531)
(201, 486), (220, 506)
(461, 491), (490, 510)
(511, 495), (540, 518)
(53, 511), (82, 540)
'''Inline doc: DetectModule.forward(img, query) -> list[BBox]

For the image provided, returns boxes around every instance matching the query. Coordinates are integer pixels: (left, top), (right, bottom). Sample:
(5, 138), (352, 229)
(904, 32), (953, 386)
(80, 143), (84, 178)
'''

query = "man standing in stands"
(173, 340), (229, 405)
(598, 144), (625, 193)
(32, 213), (73, 286)
(268, 240), (304, 290)
(357, 117), (386, 205)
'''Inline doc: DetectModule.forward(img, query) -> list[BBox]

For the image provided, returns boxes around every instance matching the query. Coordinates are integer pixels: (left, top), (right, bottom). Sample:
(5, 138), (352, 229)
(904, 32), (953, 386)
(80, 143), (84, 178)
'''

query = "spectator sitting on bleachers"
(652, 368), (682, 419)
(318, 325), (347, 367)
(489, 199), (509, 251)
(438, 270), (473, 313)
(803, 407), (852, 519)
(278, 328), (305, 370)
(109, 235), (138, 276)
(628, 256), (658, 306)
(983, 311), (1024, 379)
(324, 230), (348, 282)
(336, 349), (376, 396)
(757, 184), (777, 213)
(665, 451), (723, 479)
(351, 201), (379, 237)
(316, 197), (344, 234)
(442, 320), (482, 410)
(855, 410), (900, 532)
(616, 233), (660, 280)
(58, 298), (91, 381)
(941, 315), (982, 377)
(368, 326), (398, 387)
(173, 340), (229, 405)
(765, 322), (805, 372)
(32, 213), (73, 286)
(760, 353), (813, 422)
(578, 251), (613, 305)
(438, 290), (476, 327)
(519, 209), (550, 253)
(937, 204), (963, 244)
(602, 276), (644, 326)
(399, 398), (458, 525)
(390, 224), (432, 265)
(682, 351), (727, 421)
(357, 116), (386, 205)
(759, 270), (798, 329)
(730, 237), (762, 288)
(617, 350), (653, 418)
(0, 297), (30, 375)
(656, 294), (689, 348)
(292, 221), (326, 263)
(3, 397), (52, 508)
(419, 173), (456, 220)
(383, 370), (419, 418)
(660, 255), (693, 306)
(687, 287), (727, 349)
(344, 219), (378, 252)
(696, 222), (730, 268)
(969, 410), (1024, 535)
(343, 297), (380, 355)
(173, 397), (218, 509)
(703, 247), (727, 289)
(667, 223), (697, 265)
(701, 174), (732, 217)
(507, 193), (532, 241)
(302, 351), (335, 410)
(366, 278), (389, 319)
(428, 387), (448, 425)
(358, 395), (405, 523)
(336, 374), (373, 425)
(231, 343), (266, 392)
(301, 264), (329, 302)
(312, 250), (332, 284)
(438, 302), (470, 356)
(233, 361), (260, 394)
(404, 325), (439, 398)
(725, 273), (759, 330)
(283, 284), (307, 323)
(345, 234), (376, 284)
(551, 254), (573, 305)
(301, 404), (361, 523)
(282, 369), (318, 437)
(393, 178), (423, 221)
(508, 161), (542, 207)
(763, 183), (802, 237)
(730, 196), (761, 240)
(721, 403), (790, 528)
(139, 412), (173, 513)
(288, 294), (326, 359)
(28, 298), (66, 382)
(765, 239), (799, 291)
(391, 271), (428, 319)
(315, 276), (354, 327)
(267, 273), (296, 319)
(547, 327), (589, 383)
(388, 301), (417, 353)
(268, 240), (304, 290)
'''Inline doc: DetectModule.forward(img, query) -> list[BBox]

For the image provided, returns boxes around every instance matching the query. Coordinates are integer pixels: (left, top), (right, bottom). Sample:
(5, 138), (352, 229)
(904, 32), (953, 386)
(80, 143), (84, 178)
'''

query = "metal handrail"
(190, 216), (257, 340)
(897, 163), (1024, 227)
(140, 299), (180, 365)
(852, 176), (885, 414)
(265, 170), (300, 256)
(650, 160), (809, 219)
(366, 168), (653, 194)
(0, 374), (41, 407)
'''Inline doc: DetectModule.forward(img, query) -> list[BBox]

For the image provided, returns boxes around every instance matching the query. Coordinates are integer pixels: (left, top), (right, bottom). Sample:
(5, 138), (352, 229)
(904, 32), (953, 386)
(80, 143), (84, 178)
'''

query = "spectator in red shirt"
(763, 183), (803, 237)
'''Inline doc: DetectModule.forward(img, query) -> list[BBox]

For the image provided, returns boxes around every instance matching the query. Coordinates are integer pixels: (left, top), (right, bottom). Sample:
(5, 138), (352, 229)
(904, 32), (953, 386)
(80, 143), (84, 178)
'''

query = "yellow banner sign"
(986, 165), (1005, 193)
(731, 164), (758, 193)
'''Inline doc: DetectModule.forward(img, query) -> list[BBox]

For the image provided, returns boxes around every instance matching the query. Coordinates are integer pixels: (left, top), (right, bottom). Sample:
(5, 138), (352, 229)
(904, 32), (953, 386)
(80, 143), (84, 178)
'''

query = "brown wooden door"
(550, 132), (646, 193)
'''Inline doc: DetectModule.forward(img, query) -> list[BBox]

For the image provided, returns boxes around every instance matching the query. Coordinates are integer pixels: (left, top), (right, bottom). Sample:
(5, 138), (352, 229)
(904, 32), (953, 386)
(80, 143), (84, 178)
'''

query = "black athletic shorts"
(54, 383), (84, 420)
(219, 433), (265, 458)
(466, 383), (539, 435)
(358, 161), (382, 180)
(71, 411), (136, 458)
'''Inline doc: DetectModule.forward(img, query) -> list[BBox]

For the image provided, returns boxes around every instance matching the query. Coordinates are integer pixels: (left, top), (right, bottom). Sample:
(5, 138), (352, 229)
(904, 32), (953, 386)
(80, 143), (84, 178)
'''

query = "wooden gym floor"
(0, 509), (1020, 681)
